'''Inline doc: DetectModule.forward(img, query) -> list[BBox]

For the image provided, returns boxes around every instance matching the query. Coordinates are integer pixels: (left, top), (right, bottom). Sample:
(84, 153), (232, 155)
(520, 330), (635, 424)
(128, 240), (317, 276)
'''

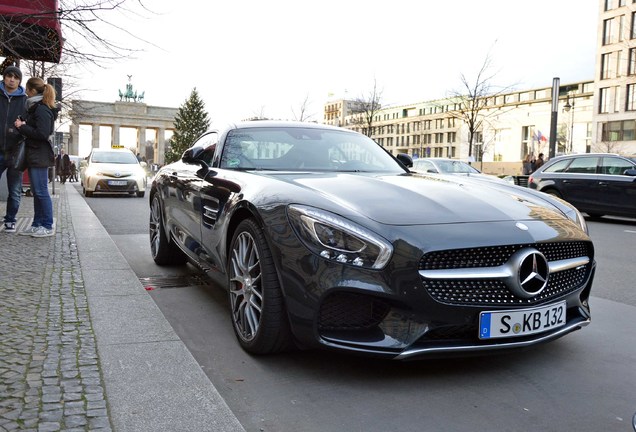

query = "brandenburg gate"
(68, 99), (177, 165)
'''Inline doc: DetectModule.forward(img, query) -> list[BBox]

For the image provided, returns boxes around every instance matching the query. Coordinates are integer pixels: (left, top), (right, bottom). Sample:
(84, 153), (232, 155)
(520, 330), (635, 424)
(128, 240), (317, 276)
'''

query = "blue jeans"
(28, 167), (53, 230)
(0, 151), (23, 223)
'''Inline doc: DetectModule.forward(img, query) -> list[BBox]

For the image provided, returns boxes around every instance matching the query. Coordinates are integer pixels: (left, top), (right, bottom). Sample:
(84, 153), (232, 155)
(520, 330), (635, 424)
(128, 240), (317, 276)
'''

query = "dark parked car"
(528, 153), (636, 219)
(149, 121), (595, 360)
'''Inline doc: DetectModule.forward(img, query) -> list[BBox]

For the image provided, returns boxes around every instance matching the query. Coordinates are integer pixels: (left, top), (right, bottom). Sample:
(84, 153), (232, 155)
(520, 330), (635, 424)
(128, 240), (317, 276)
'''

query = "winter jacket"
(17, 100), (57, 168)
(0, 83), (27, 157)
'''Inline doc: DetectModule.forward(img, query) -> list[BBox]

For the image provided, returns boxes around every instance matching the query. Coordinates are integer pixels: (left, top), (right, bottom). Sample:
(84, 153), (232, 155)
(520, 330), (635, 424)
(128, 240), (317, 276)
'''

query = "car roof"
(219, 120), (354, 133)
(92, 148), (134, 153)
(551, 153), (620, 159)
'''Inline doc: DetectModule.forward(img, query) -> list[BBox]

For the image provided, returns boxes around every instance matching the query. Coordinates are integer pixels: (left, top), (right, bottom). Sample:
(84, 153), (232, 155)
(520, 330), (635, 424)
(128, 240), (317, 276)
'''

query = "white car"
(80, 148), (147, 197)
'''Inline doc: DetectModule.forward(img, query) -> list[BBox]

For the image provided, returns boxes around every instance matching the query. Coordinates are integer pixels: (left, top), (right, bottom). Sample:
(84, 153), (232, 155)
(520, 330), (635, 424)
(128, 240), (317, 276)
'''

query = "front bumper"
(271, 221), (595, 360)
(86, 175), (146, 194)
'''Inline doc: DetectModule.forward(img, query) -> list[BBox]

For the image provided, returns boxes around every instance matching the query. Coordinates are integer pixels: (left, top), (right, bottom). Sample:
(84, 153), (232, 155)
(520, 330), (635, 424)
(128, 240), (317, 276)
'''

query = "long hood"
(273, 173), (566, 225)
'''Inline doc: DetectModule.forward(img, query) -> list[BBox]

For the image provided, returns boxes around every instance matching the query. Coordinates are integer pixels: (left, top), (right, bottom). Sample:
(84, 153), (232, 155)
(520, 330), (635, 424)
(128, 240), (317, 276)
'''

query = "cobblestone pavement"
(0, 187), (112, 431)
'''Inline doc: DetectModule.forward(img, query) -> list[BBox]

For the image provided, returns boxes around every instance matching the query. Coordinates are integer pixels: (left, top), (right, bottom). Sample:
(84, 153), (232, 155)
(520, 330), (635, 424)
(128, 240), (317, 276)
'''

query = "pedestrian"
(55, 148), (70, 183)
(0, 65), (27, 233)
(70, 161), (78, 182)
(522, 154), (533, 175)
(59, 149), (71, 183)
(534, 153), (545, 172)
(14, 77), (58, 237)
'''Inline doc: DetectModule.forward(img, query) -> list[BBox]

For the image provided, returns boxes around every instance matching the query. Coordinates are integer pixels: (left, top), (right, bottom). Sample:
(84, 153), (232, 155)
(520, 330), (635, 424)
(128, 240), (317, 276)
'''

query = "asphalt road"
(78, 186), (636, 432)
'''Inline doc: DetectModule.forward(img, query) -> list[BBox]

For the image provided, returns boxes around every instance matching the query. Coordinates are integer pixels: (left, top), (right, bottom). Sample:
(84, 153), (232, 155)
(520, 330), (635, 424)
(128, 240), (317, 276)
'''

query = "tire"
(83, 187), (93, 197)
(228, 218), (293, 354)
(149, 194), (188, 265)
(136, 191), (145, 198)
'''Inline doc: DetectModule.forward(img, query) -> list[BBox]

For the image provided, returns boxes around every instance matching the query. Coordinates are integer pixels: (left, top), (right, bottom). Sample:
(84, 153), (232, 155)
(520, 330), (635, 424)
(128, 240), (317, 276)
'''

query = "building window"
(619, 15), (625, 42)
(599, 87), (611, 113)
(629, 48), (636, 75)
(605, 0), (613, 10)
(473, 144), (483, 161)
(586, 123), (593, 153)
(603, 18), (614, 44)
(624, 120), (635, 140)
(521, 126), (534, 158)
(627, 84), (636, 111)
(602, 120), (636, 141)
(435, 133), (444, 144)
(601, 53), (612, 79)
(447, 132), (456, 143)
(632, 12), (636, 39)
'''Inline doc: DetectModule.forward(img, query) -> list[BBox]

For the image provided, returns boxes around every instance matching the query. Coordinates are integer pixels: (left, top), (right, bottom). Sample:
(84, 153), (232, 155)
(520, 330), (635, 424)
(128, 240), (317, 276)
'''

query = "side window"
(564, 157), (599, 174)
(601, 157), (633, 175)
(543, 159), (571, 173)
(192, 132), (219, 166)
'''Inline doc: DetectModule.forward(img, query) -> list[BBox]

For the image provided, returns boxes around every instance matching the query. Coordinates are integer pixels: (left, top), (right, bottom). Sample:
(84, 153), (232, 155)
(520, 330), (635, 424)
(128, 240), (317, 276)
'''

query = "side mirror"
(182, 147), (209, 170)
(79, 160), (87, 168)
(139, 161), (147, 169)
(396, 153), (413, 168)
(182, 147), (201, 164)
(624, 168), (636, 176)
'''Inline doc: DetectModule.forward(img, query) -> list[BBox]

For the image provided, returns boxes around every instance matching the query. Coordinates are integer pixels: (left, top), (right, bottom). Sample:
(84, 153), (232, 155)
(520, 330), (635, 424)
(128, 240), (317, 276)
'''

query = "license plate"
(107, 180), (127, 186)
(479, 301), (566, 340)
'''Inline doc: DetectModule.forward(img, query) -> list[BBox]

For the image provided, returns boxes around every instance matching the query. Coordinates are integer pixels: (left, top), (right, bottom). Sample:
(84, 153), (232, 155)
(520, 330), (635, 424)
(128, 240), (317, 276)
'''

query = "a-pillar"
(157, 128), (166, 164)
(111, 124), (120, 148)
(91, 124), (100, 149)
(137, 127), (146, 156)
(69, 123), (80, 155)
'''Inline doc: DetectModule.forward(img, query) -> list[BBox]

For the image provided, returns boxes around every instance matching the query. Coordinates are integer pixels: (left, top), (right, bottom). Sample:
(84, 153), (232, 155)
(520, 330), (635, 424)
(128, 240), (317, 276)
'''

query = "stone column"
(111, 124), (120, 147)
(91, 124), (100, 149)
(157, 128), (166, 165)
(137, 127), (146, 156)
(69, 123), (80, 155)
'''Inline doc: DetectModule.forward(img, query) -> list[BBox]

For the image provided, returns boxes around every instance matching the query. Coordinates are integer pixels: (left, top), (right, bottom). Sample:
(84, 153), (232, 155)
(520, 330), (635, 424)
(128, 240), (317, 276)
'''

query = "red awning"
(0, 0), (63, 63)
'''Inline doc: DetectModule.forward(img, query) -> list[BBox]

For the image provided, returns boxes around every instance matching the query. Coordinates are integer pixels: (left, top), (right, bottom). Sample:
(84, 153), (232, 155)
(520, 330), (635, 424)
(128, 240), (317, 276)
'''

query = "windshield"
(433, 159), (480, 174)
(91, 151), (139, 164)
(219, 127), (406, 173)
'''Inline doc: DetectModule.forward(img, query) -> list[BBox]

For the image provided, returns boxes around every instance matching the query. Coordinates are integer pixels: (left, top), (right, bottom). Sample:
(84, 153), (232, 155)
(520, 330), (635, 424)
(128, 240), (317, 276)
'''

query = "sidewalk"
(0, 182), (245, 432)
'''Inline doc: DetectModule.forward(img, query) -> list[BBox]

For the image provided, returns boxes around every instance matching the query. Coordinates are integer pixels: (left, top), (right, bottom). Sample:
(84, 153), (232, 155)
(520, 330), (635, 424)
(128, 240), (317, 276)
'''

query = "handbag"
(11, 139), (27, 171)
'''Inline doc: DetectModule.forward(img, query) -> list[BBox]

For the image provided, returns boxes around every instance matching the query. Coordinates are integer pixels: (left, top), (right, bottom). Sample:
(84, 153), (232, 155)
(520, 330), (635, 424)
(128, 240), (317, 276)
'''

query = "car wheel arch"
(541, 187), (562, 197)
(225, 206), (290, 304)
(227, 216), (295, 353)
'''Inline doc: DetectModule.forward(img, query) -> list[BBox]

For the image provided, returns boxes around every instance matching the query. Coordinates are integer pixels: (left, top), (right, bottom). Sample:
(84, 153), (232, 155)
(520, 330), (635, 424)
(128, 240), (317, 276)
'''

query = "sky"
(70, 0), (599, 152)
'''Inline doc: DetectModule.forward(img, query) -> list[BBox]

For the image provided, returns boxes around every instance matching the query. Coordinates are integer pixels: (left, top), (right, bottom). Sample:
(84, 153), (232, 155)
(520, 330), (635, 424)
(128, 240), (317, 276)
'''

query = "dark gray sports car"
(149, 121), (595, 360)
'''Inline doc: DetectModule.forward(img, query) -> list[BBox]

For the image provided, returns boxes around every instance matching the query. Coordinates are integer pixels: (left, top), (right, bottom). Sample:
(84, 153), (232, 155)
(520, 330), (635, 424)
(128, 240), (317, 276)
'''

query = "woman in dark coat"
(14, 77), (57, 237)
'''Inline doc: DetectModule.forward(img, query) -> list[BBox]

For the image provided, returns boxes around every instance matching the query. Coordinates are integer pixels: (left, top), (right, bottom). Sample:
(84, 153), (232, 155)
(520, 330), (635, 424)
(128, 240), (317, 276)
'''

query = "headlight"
(546, 194), (588, 233)
(84, 166), (99, 177)
(287, 204), (393, 269)
(564, 206), (588, 233)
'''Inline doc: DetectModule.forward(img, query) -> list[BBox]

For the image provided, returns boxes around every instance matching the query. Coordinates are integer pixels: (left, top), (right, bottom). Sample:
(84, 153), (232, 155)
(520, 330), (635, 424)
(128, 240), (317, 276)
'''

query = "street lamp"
(563, 94), (575, 153)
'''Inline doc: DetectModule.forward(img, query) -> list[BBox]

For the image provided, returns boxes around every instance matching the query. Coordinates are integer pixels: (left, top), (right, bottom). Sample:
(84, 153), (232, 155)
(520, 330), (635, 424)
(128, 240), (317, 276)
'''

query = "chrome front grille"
(420, 241), (593, 306)
(419, 241), (591, 270)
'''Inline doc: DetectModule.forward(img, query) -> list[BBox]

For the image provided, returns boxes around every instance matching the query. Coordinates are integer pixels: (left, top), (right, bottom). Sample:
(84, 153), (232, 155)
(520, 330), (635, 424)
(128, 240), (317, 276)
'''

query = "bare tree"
(246, 105), (269, 121)
(593, 138), (625, 154)
(350, 78), (383, 137)
(291, 94), (315, 122)
(446, 53), (513, 159)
